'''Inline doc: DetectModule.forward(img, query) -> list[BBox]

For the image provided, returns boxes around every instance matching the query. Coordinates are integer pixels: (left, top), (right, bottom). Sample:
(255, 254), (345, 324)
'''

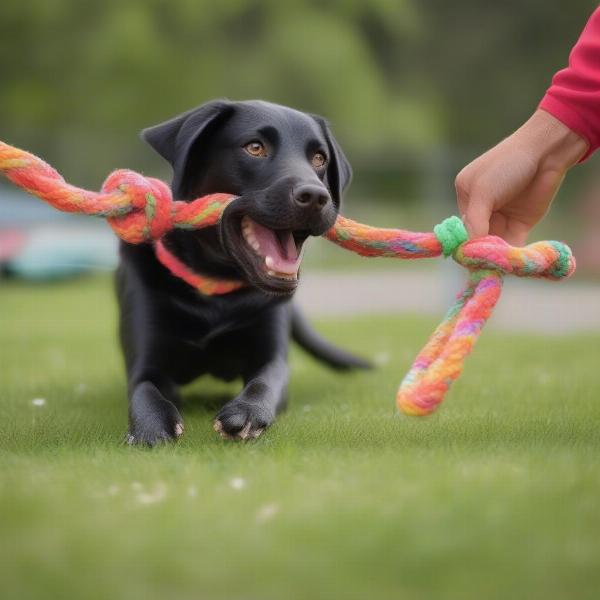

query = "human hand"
(455, 109), (589, 246)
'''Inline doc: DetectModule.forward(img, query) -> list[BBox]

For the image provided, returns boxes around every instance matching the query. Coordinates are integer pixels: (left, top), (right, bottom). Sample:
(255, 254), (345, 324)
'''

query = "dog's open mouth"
(220, 198), (326, 295)
(240, 216), (306, 282)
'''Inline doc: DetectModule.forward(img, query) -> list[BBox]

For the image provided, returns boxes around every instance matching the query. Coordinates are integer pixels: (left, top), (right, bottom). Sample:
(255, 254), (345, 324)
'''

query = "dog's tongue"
(244, 217), (300, 275)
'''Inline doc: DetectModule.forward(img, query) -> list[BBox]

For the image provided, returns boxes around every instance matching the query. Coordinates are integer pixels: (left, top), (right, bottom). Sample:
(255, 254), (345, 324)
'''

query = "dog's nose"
(293, 184), (330, 211)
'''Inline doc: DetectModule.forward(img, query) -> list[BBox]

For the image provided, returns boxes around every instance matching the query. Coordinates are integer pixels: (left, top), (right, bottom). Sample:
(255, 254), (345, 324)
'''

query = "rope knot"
(453, 236), (576, 279)
(102, 170), (174, 244)
(433, 216), (468, 257)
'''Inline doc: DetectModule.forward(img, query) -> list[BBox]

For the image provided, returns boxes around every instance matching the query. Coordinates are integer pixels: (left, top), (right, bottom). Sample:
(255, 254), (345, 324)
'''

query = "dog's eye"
(311, 152), (327, 169)
(244, 141), (268, 157)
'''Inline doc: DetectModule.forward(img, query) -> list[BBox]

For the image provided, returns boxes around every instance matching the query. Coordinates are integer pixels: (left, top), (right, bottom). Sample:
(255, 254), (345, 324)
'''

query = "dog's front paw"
(213, 397), (274, 441)
(127, 381), (184, 447)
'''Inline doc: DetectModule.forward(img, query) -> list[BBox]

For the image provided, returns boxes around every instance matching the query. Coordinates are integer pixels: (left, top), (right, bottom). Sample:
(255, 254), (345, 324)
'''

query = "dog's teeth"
(242, 216), (255, 236)
(267, 268), (298, 281)
(241, 224), (262, 254)
(265, 256), (275, 269)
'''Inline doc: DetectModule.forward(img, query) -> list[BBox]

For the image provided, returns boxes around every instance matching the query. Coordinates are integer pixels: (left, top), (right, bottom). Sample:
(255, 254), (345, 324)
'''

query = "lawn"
(1, 275), (599, 600)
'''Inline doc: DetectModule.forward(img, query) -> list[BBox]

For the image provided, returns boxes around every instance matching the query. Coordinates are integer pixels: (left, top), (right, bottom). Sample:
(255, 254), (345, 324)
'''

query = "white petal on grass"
(256, 503), (279, 523)
(374, 352), (390, 366)
(75, 382), (88, 394)
(107, 484), (120, 496)
(136, 482), (167, 505)
(31, 398), (46, 407)
(536, 371), (551, 385)
(187, 485), (198, 498)
(229, 477), (247, 490)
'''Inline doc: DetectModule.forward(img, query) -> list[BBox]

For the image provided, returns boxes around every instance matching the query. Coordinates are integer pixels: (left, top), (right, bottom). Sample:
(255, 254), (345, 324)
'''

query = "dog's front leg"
(214, 306), (290, 441)
(117, 262), (185, 447)
(127, 377), (184, 447)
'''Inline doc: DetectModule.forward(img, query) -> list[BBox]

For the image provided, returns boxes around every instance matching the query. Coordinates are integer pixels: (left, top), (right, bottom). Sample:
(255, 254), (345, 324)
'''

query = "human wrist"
(521, 109), (589, 171)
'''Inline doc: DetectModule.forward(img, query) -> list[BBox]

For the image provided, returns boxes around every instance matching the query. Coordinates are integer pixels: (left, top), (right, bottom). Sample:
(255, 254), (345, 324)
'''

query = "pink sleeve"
(539, 7), (600, 161)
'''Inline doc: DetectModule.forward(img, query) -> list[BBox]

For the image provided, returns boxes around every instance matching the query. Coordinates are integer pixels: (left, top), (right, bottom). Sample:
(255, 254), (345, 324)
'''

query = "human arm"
(456, 7), (600, 245)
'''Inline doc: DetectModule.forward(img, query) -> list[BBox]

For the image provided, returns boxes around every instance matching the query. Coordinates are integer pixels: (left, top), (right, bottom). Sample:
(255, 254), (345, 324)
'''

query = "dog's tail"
(291, 305), (372, 370)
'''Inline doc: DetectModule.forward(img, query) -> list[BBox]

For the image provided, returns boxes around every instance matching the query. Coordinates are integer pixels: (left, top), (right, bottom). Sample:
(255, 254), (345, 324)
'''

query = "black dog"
(117, 99), (370, 445)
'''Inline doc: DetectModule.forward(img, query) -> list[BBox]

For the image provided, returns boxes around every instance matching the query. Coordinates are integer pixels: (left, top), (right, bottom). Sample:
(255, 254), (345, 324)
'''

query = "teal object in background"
(5, 226), (118, 280)
(0, 185), (118, 280)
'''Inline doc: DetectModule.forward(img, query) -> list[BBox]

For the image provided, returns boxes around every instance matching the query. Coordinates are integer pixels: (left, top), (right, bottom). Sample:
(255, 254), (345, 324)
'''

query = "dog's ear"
(312, 116), (352, 206)
(141, 100), (234, 199)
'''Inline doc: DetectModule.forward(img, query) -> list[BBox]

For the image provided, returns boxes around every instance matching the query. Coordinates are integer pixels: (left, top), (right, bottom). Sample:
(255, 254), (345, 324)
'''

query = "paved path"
(296, 267), (600, 333)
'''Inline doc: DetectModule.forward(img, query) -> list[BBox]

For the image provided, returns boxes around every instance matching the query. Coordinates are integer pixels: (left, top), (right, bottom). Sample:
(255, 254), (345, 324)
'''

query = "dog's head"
(141, 99), (351, 295)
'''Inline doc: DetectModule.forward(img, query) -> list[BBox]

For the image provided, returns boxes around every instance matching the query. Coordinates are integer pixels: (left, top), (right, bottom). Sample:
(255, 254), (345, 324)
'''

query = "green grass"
(1, 276), (599, 600)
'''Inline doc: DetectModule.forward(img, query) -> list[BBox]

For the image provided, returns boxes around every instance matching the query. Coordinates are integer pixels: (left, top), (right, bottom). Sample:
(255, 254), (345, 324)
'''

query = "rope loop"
(102, 170), (174, 243)
(0, 141), (235, 245)
(453, 236), (576, 279)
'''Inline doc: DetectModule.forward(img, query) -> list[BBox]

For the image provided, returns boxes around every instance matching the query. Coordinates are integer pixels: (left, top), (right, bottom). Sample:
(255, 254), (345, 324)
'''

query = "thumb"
(463, 199), (492, 239)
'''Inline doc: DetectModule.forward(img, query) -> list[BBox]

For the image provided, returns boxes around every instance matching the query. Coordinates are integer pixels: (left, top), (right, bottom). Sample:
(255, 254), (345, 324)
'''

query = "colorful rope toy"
(0, 140), (575, 416)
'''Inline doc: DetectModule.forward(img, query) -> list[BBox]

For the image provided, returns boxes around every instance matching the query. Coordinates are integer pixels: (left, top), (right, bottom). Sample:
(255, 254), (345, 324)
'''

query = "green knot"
(434, 216), (468, 257)
(549, 240), (573, 279)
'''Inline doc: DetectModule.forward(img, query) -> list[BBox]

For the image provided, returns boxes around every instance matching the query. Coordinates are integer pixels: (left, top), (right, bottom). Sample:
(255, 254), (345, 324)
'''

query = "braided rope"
(154, 240), (244, 295)
(0, 140), (576, 416)
(326, 217), (575, 414)
(0, 142), (235, 243)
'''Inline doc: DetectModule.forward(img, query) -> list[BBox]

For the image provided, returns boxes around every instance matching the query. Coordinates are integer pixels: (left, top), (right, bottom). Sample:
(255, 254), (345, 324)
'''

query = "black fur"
(117, 99), (371, 445)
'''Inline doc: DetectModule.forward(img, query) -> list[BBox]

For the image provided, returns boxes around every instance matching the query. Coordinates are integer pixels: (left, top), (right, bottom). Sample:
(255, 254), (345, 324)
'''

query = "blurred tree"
(417, 0), (597, 146)
(0, 0), (433, 183)
(0, 0), (596, 189)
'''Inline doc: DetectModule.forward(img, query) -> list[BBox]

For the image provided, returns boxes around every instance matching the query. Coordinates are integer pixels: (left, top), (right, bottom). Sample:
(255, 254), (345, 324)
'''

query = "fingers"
(454, 111), (582, 246)
(488, 213), (530, 246)
(455, 171), (491, 239)
(456, 170), (530, 246)
(463, 198), (492, 239)
(503, 229), (529, 247)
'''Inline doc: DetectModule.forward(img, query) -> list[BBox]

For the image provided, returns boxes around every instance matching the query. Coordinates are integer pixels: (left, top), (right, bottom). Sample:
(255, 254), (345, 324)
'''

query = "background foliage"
(0, 0), (596, 187)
